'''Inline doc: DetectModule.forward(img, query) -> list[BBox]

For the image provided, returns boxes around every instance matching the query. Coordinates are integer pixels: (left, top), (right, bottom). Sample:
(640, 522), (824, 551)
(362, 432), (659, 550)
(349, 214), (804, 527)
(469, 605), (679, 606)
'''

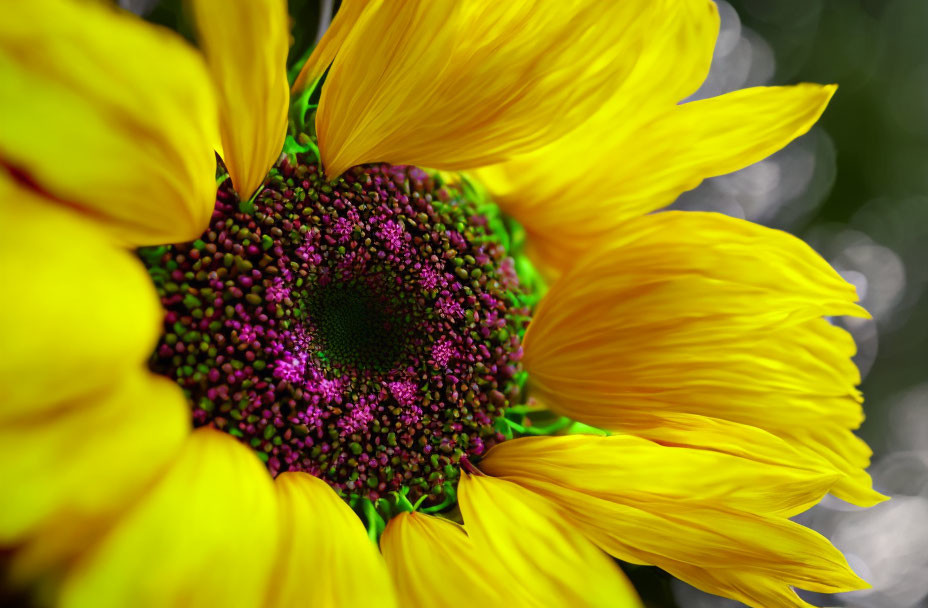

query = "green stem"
(362, 499), (386, 544)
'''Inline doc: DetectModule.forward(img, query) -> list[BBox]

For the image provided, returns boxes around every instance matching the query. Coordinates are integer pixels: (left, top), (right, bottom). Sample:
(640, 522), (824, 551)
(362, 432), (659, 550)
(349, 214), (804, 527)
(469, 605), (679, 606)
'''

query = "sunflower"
(0, 0), (883, 607)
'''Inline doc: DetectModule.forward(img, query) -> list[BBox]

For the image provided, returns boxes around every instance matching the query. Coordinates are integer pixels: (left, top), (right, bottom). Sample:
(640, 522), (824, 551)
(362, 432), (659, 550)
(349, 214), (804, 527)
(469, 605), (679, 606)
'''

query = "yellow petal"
(316, 0), (655, 178)
(291, 0), (370, 95)
(670, 566), (825, 608)
(530, 477), (866, 608)
(631, 404), (882, 507)
(0, 0), (219, 246)
(487, 464), (867, 608)
(192, 0), (289, 200)
(481, 84), (835, 277)
(0, 373), (189, 582)
(268, 472), (396, 608)
(0, 178), (162, 418)
(783, 423), (880, 506)
(380, 512), (507, 607)
(622, 84), (837, 202)
(612, 0), (719, 108)
(480, 435), (838, 519)
(600, 411), (884, 506)
(458, 474), (641, 608)
(609, 411), (829, 472)
(60, 429), (278, 608)
(487, 0), (718, 158)
(523, 211), (881, 505)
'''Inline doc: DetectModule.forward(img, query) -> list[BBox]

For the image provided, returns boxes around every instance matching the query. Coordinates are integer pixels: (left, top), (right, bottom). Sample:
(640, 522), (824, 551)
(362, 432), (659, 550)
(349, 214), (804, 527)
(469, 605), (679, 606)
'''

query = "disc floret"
(144, 149), (527, 507)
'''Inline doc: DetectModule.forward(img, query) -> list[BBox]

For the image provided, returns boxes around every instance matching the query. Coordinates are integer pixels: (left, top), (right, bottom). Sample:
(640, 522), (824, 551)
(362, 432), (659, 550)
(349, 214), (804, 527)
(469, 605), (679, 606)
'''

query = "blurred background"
(125, 1), (928, 606)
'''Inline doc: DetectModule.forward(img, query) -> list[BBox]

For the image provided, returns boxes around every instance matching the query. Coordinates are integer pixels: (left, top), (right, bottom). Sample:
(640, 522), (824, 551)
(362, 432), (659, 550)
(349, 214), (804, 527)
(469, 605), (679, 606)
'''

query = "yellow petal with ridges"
(317, 0), (653, 178)
(481, 84), (835, 277)
(458, 474), (641, 608)
(544, 477), (858, 586)
(291, 0), (370, 96)
(494, 473), (867, 608)
(380, 512), (506, 607)
(610, 412), (830, 472)
(669, 566), (823, 608)
(783, 423), (880, 506)
(0, 373), (189, 583)
(480, 435), (838, 519)
(60, 429), (277, 608)
(602, 413), (884, 506)
(613, 0), (719, 108)
(596, 410), (875, 490)
(0, 177), (162, 418)
(0, 0), (219, 246)
(268, 472), (396, 608)
(192, 0), (289, 201)
(523, 211), (881, 505)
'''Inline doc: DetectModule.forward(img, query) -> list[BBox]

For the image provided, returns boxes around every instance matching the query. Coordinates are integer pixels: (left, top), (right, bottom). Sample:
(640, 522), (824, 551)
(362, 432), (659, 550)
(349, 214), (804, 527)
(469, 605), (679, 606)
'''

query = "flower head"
(0, 0), (882, 606)
(146, 159), (525, 495)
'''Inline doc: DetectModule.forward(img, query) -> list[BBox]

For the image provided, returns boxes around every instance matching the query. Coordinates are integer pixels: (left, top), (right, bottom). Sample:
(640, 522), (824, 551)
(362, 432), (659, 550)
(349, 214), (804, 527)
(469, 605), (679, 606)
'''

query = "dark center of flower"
(307, 282), (407, 371)
(141, 148), (529, 507)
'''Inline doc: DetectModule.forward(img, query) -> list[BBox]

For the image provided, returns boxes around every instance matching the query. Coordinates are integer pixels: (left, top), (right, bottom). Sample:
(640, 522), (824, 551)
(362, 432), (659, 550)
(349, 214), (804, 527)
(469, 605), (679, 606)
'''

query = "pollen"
(142, 150), (529, 506)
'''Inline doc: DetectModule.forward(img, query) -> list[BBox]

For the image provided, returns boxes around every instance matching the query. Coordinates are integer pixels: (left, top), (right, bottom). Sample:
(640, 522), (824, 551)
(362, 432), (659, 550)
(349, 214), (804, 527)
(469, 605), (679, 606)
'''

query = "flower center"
(141, 151), (530, 507)
(307, 282), (407, 371)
